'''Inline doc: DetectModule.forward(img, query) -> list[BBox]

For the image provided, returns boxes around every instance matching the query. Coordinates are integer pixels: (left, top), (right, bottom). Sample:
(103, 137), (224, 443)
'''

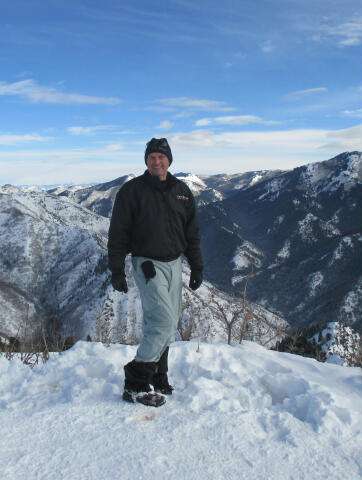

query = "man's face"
(146, 152), (169, 181)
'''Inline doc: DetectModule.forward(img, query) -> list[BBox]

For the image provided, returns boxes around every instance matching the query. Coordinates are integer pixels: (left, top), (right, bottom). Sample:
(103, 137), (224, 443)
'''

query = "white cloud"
(195, 115), (280, 127)
(261, 40), (275, 53)
(1, 125), (360, 184)
(0, 79), (122, 105)
(105, 143), (123, 151)
(0, 148), (143, 185)
(166, 125), (362, 174)
(195, 118), (212, 127)
(156, 120), (174, 129)
(308, 17), (362, 47)
(172, 111), (193, 119)
(170, 125), (362, 152)
(0, 133), (52, 145)
(67, 125), (119, 135)
(342, 109), (362, 118)
(323, 20), (362, 47)
(284, 87), (328, 100)
(155, 97), (235, 112)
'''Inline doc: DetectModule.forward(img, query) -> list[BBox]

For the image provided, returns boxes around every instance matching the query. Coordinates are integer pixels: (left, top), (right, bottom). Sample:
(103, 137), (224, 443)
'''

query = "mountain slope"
(199, 152), (362, 330)
(48, 174), (136, 217)
(0, 186), (285, 345)
(49, 170), (282, 216)
(0, 186), (110, 339)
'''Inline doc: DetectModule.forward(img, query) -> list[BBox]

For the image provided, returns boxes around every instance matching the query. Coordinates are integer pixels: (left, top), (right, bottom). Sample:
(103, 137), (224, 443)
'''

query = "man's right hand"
(111, 273), (128, 293)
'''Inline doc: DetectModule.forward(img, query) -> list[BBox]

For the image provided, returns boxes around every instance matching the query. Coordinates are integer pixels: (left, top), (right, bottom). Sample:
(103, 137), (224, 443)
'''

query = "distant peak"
(0, 184), (21, 194)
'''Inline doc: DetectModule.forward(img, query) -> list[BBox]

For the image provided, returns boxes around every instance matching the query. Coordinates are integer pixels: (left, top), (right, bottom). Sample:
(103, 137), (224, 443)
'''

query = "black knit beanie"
(144, 138), (173, 165)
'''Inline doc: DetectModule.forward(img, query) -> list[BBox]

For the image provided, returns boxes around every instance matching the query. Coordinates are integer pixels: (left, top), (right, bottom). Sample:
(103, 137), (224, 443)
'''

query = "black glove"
(111, 273), (128, 293)
(189, 270), (203, 291)
(141, 260), (156, 283)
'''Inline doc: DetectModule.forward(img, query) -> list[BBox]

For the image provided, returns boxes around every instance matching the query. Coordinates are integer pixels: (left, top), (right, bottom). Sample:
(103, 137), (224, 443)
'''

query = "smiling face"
(146, 152), (170, 181)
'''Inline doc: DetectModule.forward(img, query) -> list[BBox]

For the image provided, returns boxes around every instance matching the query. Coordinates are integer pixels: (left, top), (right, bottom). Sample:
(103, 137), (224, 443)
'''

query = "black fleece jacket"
(108, 171), (203, 274)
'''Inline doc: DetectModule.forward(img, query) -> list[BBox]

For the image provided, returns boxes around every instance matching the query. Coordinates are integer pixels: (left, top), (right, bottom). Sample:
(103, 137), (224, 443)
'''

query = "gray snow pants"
(132, 255), (182, 363)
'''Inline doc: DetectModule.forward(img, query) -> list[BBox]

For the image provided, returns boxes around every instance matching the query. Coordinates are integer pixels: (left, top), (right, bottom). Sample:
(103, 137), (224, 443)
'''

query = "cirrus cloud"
(342, 109), (362, 118)
(154, 97), (235, 112)
(0, 79), (122, 105)
(0, 133), (52, 145)
(156, 120), (174, 129)
(318, 19), (362, 47)
(195, 115), (280, 127)
(283, 87), (328, 101)
(67, 125), (119, 135)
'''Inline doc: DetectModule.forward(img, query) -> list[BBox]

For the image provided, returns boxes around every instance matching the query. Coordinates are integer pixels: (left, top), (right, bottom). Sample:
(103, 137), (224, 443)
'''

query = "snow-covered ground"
(1, 341), (361, 479)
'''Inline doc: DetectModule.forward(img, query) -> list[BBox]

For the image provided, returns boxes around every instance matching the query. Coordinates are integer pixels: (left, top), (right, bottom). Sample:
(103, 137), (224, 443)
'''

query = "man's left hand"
(189, 270), (203, 291)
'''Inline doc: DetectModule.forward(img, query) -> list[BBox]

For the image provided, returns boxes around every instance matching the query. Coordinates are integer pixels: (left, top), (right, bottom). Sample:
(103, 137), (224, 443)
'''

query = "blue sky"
(1, 0), (361, 185)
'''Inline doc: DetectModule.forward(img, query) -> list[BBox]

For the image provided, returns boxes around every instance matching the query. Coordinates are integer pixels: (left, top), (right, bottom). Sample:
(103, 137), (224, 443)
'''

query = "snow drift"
(1, 341), (361, 479)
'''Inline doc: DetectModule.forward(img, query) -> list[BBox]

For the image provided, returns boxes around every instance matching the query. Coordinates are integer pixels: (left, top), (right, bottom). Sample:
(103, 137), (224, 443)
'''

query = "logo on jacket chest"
(176, 194), (189, 201)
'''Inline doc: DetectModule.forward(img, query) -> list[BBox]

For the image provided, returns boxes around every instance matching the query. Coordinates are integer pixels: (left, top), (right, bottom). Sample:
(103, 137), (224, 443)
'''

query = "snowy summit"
(1, 341), (361, 479)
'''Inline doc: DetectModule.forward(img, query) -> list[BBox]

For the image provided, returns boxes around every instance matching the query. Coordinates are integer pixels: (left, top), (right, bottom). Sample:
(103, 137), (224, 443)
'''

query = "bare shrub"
(237, 307), (288, 347)
(178, 289), (199, 341)
(115, 311), (140, 345)
(0, 306), (65, 367)
(95, 301), (113, 347)
(207, 289), (245, 345)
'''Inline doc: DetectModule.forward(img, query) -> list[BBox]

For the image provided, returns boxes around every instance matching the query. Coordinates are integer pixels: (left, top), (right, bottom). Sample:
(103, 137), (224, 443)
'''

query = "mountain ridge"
(0, 151), (360, 349)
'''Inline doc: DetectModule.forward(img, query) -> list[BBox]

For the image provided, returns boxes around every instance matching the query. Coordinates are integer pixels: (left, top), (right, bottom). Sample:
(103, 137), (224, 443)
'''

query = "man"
(108, 138), (203, 407)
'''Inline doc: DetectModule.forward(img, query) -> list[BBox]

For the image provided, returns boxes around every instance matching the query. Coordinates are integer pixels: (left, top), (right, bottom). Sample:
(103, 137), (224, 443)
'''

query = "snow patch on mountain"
(298, 213), (318, 242)
(232, 241), (263, 272)
(276, 239), (291, 261)
(232, 251), (250, 270)
(315, 322), (362, 366)
(231, 242), (264, 287)
(176, 173), (207, 189)
(249, 173), (263, 186)
(175, 173), (224, 205)
(46, 185), (89, 195)
(308, 271), (324, 297)
(339, 280), (362, 327)
(302, 152), (361, 194)
(329, 235), (356, 265)
(298, 214), (339, 243)
(257, 177), (286, 202)
(321, 220), (340, 237)
(0, 187), (109, 238)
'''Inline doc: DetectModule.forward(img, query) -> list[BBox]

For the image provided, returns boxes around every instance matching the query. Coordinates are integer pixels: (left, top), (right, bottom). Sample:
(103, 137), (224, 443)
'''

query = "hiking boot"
(123, 360), (166, 405)
(123, 388), (166, 407)
(151, 372), (174, 395)
(124, 359), (156, 391)
(151, 347), (174, 395)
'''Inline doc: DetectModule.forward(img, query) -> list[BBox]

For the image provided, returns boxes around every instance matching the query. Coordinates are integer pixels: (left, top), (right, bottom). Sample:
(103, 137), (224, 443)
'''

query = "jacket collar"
(142, 170), (179, 190)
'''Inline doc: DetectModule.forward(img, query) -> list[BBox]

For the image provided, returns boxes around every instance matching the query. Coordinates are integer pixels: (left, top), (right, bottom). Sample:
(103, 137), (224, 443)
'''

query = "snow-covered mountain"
(49, 172), (227, 216)
(1, 151), (360, 354)
(0, 185), (109, 341)
(0, 185), (285, 346)
(199, 169), (285, 196)
(198, 151), (362, 330)
(48, 170), (283, 216)
(47, 175), (136, 218)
